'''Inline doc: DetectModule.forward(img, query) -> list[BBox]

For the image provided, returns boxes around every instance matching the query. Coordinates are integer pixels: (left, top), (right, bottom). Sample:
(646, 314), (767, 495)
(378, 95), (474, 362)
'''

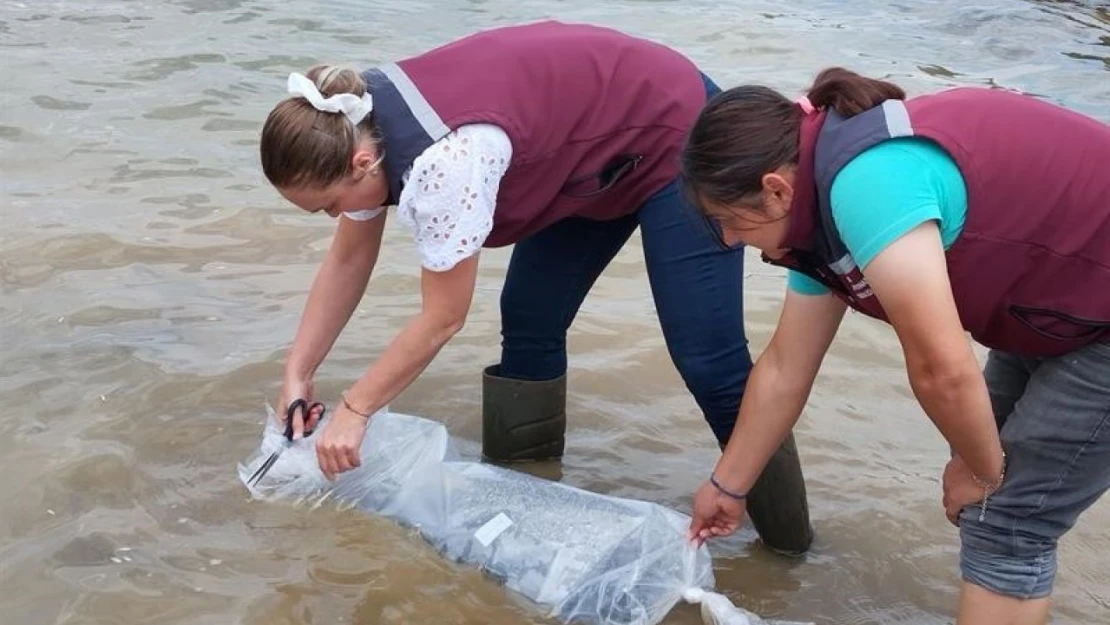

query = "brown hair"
(681, 67), (906, 209)
(259, 65), (382, 189)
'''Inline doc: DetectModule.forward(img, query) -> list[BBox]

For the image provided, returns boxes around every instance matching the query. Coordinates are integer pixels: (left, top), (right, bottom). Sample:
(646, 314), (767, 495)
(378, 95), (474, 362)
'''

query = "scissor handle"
(284, 398), (326, 441)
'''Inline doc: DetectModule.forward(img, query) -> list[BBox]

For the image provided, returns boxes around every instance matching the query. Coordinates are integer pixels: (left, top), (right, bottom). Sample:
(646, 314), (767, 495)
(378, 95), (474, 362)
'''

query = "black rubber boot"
(720, 432), (815, 557)
(745, 432), (814, 556)
(481, 364), (567, 463)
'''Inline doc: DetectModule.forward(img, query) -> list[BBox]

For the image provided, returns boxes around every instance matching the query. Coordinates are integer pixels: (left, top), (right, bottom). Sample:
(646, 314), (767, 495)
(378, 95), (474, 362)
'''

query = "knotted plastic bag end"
(681, 586), (814, 625)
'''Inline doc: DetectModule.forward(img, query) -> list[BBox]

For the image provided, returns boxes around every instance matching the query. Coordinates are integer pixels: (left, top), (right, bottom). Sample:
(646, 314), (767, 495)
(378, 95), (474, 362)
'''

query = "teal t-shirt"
(787, 137), (968, 296)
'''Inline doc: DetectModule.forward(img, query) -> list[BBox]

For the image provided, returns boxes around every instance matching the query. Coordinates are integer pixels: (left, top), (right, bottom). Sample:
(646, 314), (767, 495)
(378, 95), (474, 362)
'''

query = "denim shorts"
(958, 340), (1110, 598)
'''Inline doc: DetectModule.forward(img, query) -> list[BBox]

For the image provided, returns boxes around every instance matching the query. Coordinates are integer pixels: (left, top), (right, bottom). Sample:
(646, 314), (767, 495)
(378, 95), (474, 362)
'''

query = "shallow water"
(1, 1), (1108, 624)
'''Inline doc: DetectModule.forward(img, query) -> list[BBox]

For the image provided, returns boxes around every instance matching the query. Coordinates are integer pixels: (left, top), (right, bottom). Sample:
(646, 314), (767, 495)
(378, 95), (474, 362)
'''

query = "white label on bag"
(474, 512), (513, 547)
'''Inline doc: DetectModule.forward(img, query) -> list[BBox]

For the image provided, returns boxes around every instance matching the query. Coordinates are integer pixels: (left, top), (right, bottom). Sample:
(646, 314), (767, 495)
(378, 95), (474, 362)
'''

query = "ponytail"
(806, 67), (906, 118)
(260, 64), (381, 189)
(681, 86), (800, 208)
(307, 65), (369, 99)
(682, 67), (908, 211)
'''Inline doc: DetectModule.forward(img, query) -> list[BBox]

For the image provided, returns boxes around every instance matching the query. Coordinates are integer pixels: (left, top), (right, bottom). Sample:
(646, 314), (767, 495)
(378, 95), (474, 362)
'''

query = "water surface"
(1, 1), (1108, 624)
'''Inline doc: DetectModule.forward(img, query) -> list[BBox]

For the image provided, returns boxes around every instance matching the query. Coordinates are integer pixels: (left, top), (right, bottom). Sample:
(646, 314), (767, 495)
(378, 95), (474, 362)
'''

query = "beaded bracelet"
(709, 474), (748, 501)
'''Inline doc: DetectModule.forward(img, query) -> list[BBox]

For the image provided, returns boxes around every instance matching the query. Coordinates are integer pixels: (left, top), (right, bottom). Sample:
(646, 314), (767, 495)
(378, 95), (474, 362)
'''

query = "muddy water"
(1, 1), (1107, 624)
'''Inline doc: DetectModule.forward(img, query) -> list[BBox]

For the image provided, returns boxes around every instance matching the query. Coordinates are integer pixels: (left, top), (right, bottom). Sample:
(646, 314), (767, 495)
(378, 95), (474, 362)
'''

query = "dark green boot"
(481, 364), (567, 463)
(720, 432), (814, 556)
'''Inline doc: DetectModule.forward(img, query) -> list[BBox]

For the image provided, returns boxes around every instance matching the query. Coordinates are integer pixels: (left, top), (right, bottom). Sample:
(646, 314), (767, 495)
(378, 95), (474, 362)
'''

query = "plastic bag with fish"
(238, 405), (811, 625)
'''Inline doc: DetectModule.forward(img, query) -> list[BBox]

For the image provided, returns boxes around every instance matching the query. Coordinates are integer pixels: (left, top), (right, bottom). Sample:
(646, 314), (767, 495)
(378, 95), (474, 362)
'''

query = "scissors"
(246, 398), (325, 487)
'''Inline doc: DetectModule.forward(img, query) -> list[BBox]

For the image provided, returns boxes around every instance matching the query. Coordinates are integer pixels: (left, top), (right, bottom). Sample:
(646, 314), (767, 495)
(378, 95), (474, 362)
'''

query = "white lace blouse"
(344, 123), (513, 272)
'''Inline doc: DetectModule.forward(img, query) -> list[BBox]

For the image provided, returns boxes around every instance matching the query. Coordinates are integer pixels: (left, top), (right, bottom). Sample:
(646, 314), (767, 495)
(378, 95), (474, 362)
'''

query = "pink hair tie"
(795, 95), (815, 115)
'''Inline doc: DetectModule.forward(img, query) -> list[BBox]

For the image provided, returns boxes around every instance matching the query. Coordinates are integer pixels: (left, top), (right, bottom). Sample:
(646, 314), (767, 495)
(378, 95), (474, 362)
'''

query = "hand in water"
(278, 377), (325, 439)
(315, 401), (369, 480)
(687, 479), (747, 547)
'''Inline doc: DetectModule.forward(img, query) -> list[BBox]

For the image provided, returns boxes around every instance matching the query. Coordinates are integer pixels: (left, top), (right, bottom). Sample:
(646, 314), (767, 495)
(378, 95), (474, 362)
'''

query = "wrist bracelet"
(970, 450), (1008, 490)
(709, 474), (748, 501)
(341, 393), (374, 420)
(972, 450), (1007, 523)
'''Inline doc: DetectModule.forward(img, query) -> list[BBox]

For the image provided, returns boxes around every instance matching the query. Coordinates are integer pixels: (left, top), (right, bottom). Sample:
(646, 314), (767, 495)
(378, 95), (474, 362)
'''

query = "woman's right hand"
(688, 479), (748, 547)
(278, 376), (325, 440)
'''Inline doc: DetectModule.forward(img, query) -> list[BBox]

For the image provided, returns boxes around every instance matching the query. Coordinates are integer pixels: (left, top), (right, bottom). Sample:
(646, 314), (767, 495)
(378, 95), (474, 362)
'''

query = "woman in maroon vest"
(255, 22), (757, 489)
(681, 66), (1110, 624)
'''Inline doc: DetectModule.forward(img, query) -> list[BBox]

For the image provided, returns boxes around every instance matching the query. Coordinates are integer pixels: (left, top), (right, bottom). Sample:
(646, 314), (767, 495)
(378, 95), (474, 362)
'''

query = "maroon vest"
(361, 21), (706, 247)
(768, 88), (1110, 357)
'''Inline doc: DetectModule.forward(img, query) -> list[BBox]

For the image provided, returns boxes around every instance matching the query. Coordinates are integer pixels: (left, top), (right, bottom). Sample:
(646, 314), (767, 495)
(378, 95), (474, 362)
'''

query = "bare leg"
(956, 582), (1051, 625)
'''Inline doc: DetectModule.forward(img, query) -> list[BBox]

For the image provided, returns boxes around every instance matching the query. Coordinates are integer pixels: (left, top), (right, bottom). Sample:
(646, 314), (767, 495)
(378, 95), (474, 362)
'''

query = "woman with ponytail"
(256, 20), (767, 514)
(682, 67), (1110, 624)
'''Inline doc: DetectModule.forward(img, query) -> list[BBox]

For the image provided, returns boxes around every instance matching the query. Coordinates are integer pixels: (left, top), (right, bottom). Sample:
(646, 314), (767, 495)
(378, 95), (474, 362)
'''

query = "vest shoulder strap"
(362, 65), (453, 203)
(811, 99), (916, 272)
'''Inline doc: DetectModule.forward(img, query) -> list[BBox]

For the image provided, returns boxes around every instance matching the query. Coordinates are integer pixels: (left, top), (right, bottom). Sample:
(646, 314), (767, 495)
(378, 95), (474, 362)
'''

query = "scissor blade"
(247, 449), (283, 486)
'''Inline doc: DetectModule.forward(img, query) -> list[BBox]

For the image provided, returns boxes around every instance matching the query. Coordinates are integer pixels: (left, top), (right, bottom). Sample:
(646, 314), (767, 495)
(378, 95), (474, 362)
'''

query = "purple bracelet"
(709, 474), (748, 501)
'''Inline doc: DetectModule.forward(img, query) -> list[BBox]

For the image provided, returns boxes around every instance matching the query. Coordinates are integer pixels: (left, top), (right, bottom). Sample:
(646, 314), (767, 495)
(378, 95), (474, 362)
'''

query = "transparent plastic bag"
(238, 405), (811, 625)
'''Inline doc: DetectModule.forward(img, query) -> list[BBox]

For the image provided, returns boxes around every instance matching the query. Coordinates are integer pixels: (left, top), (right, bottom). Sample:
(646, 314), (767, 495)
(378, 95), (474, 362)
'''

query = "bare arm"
(862, 222), (1003, 483)
(313, 123), (508, 479)
(284, 213), (387, 381)
(337, 124), (506, 417)
(340, 252), (479, 417)
(313, 251), (479, 479)
(712, 288), (848, 494)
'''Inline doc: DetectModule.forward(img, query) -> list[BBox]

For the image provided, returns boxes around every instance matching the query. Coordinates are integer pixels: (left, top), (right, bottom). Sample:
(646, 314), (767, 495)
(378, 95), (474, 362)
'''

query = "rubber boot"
(481, 364), (567, 463)
(720, 432), (814, 557)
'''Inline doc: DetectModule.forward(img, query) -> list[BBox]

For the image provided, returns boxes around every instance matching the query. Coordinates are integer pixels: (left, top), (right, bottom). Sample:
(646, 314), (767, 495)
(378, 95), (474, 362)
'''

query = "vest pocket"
(559, 153), (644, 198)
(1008, 305), (1110, 342)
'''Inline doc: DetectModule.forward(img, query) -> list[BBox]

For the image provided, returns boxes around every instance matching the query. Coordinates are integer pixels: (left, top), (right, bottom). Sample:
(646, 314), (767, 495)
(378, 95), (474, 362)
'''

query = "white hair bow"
(287, 72), (373, 125)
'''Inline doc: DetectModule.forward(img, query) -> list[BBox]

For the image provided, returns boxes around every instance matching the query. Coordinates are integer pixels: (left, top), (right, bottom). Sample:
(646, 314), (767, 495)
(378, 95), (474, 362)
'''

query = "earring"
(368, 150), (384, 177)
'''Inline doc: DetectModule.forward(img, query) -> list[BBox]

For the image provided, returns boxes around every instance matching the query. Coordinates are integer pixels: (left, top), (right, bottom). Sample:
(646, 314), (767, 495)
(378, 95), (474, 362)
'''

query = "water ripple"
(1, 1), (1108, 624)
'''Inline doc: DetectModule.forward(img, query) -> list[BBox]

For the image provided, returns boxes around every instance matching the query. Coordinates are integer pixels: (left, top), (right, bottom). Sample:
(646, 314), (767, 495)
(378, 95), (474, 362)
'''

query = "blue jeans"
(496, 75), (750, 444)
(959, 341), (1110, 598)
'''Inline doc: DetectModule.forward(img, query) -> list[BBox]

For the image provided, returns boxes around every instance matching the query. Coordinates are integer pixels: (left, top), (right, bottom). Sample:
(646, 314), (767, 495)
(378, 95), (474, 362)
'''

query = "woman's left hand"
(942, 454), (984, 526)
(315, 402), (370, 480)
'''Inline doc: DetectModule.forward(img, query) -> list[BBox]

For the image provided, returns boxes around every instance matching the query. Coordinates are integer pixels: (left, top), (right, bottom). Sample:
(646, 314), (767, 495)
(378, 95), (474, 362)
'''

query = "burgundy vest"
(361, 21), (707, 247)
(768, 88), (1110, 358)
